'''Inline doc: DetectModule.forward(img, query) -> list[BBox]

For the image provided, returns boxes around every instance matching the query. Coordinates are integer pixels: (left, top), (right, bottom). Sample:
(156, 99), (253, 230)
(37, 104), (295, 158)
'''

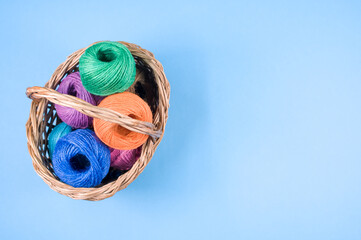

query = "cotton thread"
(48, 122), (72, 158)
(52, 129), (110, 188)
(79, 41), (136, 96)
(110, 147), (142, 170)
(93, 92), (153, 150)
(55, 72), (97, 128)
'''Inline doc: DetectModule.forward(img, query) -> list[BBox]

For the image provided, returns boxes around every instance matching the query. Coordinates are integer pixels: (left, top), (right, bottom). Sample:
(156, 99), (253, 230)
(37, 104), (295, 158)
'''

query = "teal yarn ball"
(48, 122), (72, 158)
(79, 41), (136, 96)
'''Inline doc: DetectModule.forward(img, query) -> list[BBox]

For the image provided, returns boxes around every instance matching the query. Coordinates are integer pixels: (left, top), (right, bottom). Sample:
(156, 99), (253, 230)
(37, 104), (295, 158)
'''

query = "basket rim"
(25, 41), (170, 201)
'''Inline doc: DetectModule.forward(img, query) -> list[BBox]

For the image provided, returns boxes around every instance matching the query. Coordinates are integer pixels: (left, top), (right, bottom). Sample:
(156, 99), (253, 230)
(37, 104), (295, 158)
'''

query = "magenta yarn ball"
(110, 147), (142, 170)
(55, 72), (98, 129)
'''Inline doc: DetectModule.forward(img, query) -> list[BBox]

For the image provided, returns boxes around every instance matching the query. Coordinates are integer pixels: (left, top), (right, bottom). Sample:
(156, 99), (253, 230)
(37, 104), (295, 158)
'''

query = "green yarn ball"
(79, 41), (136, 96)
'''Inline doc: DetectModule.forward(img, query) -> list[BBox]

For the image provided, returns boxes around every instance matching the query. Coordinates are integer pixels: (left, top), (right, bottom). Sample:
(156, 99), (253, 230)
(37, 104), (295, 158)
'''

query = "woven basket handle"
(26, 86), (162, 140)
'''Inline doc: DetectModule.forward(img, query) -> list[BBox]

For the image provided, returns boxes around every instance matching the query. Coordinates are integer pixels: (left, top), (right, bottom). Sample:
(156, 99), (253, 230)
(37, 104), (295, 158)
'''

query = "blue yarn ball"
(52, 129), (111, 188)
(48, 122), (72, 158)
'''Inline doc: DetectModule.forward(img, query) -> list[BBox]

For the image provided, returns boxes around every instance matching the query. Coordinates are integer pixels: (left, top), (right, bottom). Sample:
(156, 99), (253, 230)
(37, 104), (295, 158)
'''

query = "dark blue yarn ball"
(52, 129), (110, 188)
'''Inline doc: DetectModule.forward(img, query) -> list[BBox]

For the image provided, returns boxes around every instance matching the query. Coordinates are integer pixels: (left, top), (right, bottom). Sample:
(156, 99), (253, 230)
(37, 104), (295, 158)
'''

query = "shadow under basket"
(25, 41), (170, 201)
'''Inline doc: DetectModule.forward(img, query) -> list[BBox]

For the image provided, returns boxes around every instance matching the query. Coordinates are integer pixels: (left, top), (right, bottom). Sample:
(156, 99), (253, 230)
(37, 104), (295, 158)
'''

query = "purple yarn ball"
(110, 146), (142, 170)
(55, 72), (96, 129)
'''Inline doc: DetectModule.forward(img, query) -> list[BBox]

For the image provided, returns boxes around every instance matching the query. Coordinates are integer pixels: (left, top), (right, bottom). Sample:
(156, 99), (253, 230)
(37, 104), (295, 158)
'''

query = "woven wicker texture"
(25, 41), (170, 201)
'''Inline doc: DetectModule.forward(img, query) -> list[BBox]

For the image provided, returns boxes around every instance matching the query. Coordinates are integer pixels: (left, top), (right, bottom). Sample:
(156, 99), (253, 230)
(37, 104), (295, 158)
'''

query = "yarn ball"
(79, 41), (136, 96)
(93, 92), (153, 150)
(52, 129), (111, 188)
(55, 72), (97, 128)
(110, 146), (142, 170)
(48, 122), (72, 158)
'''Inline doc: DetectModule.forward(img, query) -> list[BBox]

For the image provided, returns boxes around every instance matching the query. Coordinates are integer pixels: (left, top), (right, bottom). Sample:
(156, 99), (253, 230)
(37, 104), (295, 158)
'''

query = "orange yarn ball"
(93, 92), (153, 150)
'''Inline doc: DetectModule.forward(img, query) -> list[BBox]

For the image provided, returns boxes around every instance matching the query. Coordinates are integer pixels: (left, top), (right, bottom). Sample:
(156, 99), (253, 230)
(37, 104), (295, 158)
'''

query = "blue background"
(0, 0), (360, 239)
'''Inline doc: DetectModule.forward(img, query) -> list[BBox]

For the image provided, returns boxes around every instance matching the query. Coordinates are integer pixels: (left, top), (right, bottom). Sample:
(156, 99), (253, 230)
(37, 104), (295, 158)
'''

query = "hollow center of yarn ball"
(116, 125), (131, 136)
(97, 48), (117, 62)
(115, 113), (139, 136)
(69, 154), (91, 172)
(68, 86), (77, 97)
(128, 113), (137, 119)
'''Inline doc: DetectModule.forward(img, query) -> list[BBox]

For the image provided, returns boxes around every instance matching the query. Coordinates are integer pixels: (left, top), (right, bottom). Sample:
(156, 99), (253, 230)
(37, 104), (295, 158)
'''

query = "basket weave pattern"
(26, 41), (170, 201)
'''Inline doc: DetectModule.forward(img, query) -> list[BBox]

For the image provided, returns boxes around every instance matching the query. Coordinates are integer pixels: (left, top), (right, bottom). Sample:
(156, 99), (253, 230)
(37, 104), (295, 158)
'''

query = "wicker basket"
(25, 41), (170, 201)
